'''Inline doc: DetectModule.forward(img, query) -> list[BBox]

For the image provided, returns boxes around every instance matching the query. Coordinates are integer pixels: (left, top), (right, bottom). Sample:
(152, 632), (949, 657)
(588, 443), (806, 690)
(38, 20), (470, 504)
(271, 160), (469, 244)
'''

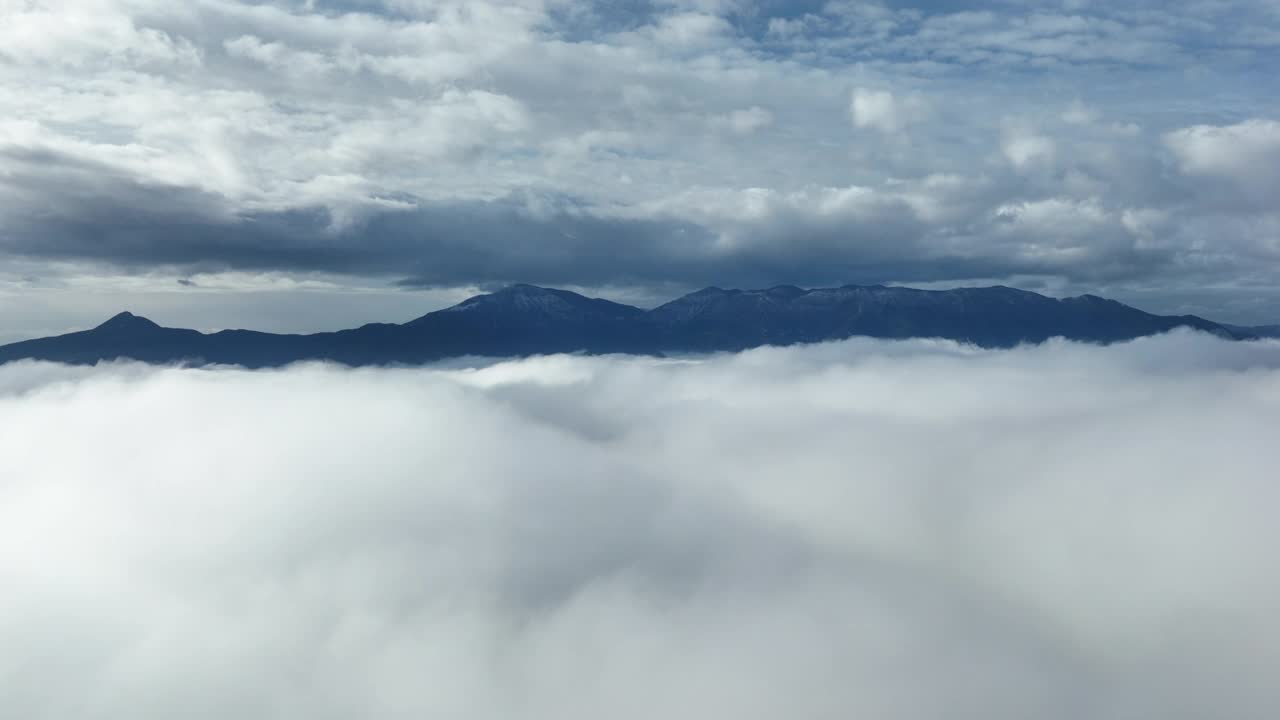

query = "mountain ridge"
(0, 283), (1263, 368)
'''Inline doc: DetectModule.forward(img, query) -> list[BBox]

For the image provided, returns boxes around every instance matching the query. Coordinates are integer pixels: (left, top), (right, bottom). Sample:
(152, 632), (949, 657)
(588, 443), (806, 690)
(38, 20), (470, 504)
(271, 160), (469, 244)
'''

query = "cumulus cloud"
(850, 88), (927, 134)
(3, 333), (1280, 718)
(1002, 131), (1057, 169)
(1164, 119), (1280, 206)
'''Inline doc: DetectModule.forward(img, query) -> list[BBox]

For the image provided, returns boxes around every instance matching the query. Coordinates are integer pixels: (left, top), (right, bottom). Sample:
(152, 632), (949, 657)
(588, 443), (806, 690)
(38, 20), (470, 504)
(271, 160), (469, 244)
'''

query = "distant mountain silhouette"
(0, 284), (1255, 368)
(1224, 323), (1280, 339)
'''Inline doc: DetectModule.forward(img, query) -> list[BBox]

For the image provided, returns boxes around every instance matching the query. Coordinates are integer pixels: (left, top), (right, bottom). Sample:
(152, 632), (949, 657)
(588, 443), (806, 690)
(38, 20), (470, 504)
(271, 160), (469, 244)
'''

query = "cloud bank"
(3, 332), (1280, 718)
(1, 0), (1279, 329)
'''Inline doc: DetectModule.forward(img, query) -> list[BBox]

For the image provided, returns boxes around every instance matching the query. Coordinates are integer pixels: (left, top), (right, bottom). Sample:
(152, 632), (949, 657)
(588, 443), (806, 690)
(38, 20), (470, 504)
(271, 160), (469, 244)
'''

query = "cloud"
(3, 333), (1280, 718)
(1002, 131), (1056, 169)
(0, 0), (1278, 325)
(0, 3), (201, 68)
(723, 105), (774, 134)
(850, 88), (927, 134)
(1164, 119), (1280, 207)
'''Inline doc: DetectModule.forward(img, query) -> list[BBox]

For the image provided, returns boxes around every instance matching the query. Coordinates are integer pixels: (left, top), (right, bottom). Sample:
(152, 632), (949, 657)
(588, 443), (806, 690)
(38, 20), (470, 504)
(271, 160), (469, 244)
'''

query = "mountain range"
(0, 283), (1273, 368)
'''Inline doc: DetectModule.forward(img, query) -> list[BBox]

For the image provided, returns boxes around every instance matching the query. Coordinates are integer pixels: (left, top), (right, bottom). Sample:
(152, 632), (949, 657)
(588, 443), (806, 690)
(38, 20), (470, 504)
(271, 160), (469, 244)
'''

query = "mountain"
(647, 285), (1236, 350)
(0, 312), (206, 365)
(1224, 323), (1280, 339)
(401, 284), (650, 358)
(0, 284), (1254, 368)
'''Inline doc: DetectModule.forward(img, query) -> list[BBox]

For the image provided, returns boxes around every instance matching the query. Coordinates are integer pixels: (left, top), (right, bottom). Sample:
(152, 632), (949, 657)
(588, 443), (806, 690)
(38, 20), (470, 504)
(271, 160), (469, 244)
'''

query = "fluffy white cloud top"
(2, 332), (1280, 718)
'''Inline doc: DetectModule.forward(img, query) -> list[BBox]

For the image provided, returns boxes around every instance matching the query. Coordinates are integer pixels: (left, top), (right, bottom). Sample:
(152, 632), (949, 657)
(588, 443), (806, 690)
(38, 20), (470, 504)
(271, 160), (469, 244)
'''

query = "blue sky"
(1, 0), (1278, 339)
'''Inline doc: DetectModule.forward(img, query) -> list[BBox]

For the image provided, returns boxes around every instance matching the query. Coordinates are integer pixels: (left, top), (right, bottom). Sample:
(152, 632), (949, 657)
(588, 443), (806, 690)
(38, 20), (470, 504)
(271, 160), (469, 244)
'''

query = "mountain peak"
(502, 283), (555, 294)
(445, 284), (585, 312)
(1065, 294), (1124, 308)
(422, 284), (642, 324)
(95, 311), (161, 332)
(765, 284), (806, 297)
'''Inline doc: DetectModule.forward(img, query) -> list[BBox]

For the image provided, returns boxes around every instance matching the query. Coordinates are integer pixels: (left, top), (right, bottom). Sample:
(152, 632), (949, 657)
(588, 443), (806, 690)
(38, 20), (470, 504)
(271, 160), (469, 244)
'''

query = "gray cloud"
(2, 333), (1280, 718)
(0, 0), (1278, 324)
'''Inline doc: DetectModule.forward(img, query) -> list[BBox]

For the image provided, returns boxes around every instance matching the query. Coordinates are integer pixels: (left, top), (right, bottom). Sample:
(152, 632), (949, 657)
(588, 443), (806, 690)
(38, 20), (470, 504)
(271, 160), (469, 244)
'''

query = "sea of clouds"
(2, 331), (1280, 719)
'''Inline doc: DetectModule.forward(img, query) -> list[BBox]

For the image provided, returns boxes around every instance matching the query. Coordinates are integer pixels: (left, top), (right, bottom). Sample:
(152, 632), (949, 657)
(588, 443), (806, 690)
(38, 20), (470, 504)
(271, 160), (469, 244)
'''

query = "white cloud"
(0, 1), (201, 68)
(1002, 131), (1057, 169)
(1165, 119), (1280, 198)
(0, 0), (1278, 325)
(1061, 100), (1097, 125)
(3, 334), (1280, 718)
(725, 106), (774, 135)
(850, 88), (927, 134)
(223, 34), (334, 75)
(645, 11), (733, 49)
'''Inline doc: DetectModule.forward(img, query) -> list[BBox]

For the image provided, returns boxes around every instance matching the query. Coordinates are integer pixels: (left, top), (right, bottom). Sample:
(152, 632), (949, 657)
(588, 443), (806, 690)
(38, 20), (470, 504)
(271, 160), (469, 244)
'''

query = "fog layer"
(2, 332), (1279, 719)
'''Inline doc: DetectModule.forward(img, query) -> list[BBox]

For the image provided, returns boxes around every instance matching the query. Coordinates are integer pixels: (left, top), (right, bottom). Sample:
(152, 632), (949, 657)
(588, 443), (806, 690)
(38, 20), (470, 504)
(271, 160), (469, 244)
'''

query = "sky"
(1, 0), (1279, 342)
(4, 331), (1280, 718)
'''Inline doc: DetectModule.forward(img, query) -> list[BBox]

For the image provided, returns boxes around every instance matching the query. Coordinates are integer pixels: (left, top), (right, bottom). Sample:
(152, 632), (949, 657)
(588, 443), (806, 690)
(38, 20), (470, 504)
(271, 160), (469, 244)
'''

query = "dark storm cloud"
(0, 149), (1178, 292)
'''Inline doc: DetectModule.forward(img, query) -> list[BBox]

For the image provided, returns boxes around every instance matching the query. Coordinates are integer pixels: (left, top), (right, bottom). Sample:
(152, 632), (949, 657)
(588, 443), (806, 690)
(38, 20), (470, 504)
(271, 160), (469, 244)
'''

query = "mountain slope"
(401, 284), (651, 357)
(1224, 323), (1280, 339)
(0, 284), (1252, 368)
(0, 312), (207, 365)
(647, 285), (1236, 350)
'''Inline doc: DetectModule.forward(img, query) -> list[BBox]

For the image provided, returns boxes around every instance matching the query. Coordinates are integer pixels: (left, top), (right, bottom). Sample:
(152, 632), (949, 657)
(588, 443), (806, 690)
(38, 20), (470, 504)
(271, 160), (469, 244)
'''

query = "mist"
(2, 331), (1279, 719)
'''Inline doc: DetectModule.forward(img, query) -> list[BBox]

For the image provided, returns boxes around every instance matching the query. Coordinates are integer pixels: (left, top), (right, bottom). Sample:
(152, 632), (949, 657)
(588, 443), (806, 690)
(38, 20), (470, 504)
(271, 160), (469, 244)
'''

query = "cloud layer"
(1, 0), (1278, 328)
(3, 332), (1280, 718)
